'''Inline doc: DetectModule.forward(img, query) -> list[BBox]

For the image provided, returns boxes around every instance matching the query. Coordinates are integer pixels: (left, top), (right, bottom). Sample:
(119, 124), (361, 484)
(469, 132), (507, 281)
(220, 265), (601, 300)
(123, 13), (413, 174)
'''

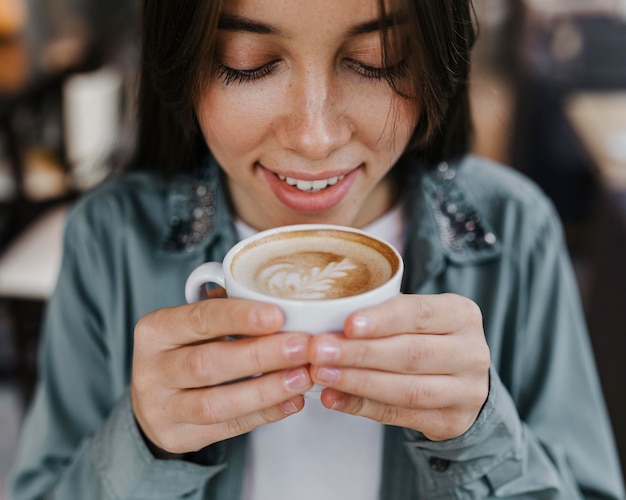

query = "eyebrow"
(218, 14), (278, 34)
(347, 16), (402, 36)
(217, 13), (402, 37)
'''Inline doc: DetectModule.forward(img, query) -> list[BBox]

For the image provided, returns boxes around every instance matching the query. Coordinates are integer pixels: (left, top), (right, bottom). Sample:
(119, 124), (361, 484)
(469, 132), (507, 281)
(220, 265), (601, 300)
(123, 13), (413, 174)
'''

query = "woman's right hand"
(130, 293), (312, 456)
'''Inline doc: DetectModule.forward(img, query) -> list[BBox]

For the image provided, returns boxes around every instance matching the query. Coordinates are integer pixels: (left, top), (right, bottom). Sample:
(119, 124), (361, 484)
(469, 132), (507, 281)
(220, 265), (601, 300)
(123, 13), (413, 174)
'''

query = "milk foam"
(232, 230), (396, 300)
(258, 253), (359, 299)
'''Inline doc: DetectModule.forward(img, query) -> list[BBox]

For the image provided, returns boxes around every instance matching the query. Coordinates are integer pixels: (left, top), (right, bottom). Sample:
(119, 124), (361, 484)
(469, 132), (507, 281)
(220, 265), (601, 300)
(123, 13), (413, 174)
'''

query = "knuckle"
(186, 347), (210, 382)
(254, 379), (270, 408)
(248, 341), (266, 373)
(353, 341), (369, 366)
(376, 404), (399, 424)
(349, 396), (366, 415)
(197, 396), (219, 424)
(187, 303), (207, 334)
(227, 416), (249, 437)
(404, 340), (426, 372)
(406, 382), (432, 409)
(353, 371), (372, 397)
(259, 406), (281, 426)
(412, 299), (434, 330)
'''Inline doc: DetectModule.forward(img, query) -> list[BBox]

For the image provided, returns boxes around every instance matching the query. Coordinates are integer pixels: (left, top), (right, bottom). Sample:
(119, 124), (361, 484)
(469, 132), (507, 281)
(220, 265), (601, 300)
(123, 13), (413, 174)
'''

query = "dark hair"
(131, 0), (476, 173)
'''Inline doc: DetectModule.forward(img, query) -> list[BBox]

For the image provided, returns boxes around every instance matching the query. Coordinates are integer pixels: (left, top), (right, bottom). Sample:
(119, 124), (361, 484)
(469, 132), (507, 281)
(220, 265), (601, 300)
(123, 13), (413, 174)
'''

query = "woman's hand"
(309, 293), (490, 441)
(131, 292), (313, 455)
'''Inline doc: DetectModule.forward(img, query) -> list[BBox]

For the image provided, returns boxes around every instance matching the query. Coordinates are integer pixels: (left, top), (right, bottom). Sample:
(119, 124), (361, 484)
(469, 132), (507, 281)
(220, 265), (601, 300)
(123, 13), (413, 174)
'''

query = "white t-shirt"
(237, 206), (406, 500)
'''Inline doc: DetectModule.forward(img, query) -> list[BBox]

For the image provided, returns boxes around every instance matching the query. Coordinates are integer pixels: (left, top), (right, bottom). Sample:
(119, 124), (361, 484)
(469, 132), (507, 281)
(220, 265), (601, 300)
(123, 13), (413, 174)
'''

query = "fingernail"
(331, 398), (346, 411)
(280, 400), (299, 415)
(316, 367), (341, 384)
(351, 316), (371, 337)
(283, 368), (310, 392)
(316, 341), (340, 363)
(283, 335), (308, 360)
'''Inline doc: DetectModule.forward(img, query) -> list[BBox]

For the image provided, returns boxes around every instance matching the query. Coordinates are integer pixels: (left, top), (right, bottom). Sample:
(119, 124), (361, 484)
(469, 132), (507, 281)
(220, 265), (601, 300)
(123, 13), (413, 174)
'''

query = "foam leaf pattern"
(259, 258), (358, 299)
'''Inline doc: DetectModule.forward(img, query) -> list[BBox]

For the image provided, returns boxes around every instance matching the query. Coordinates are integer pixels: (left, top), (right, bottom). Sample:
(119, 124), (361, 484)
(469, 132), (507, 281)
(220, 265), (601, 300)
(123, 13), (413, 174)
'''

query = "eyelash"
(216, 59), (407, 86)
(216, 61), (280, 85)
(346, 59), (407, 81)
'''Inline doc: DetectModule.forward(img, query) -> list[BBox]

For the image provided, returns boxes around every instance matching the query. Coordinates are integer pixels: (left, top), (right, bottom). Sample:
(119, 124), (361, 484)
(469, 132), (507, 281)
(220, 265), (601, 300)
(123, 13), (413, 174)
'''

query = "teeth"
(277, 174), (344, 192)
(296, 179), (313, 191)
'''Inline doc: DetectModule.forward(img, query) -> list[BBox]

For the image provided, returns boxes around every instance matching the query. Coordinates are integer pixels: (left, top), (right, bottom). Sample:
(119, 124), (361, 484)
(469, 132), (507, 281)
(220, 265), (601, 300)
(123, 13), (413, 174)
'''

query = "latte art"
(257, 253), (363, 299)
(231, 229), (397, 300)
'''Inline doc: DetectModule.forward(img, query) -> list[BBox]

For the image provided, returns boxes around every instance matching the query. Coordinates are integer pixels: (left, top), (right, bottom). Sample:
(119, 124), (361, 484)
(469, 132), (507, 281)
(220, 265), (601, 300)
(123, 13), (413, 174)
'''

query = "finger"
(156, 395), (306, 454)
(310, 366), (473, 410)
(163, 333), (311, 388)
(309, 334), (489, 375)
(319, 390), (466, 441)
(208, 394), (306, 440)
(310, 333), (475, 375)
(170, 367), (313, 425)
(344, 293), (482, 338)
(135, 298), (285, 348)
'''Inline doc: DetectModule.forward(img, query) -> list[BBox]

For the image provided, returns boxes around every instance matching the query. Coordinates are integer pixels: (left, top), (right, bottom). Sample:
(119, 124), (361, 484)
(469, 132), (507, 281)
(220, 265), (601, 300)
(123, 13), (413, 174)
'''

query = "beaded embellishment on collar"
(428, 161), (497, 255)
(163, 177), (218, 252)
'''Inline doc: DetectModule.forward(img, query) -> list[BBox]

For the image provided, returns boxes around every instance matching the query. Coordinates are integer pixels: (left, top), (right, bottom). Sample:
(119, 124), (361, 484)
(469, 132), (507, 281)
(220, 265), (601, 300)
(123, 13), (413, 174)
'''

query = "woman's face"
(196, 0), (417, 230)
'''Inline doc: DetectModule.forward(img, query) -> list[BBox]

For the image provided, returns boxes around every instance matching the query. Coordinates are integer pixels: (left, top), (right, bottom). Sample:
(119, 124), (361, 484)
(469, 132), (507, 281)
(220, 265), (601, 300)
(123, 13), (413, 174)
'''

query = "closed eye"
(216, 60), (281, 85)
(346, 59), (407, 81)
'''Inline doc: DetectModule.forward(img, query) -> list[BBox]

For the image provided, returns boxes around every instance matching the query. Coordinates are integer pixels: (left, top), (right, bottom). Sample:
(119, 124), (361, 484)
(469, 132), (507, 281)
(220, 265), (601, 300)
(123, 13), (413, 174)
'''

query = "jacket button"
(429, 457), (450, 472)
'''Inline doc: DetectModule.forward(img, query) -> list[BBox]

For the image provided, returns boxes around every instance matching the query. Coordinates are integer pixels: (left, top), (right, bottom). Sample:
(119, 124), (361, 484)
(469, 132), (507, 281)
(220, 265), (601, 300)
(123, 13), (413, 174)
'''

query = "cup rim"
(223, 223), (404, 304)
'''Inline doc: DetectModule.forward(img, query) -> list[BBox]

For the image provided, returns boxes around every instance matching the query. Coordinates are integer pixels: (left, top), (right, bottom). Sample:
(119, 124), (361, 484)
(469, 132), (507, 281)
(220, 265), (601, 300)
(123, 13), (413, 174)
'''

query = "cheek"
(196, 89), (271, 157)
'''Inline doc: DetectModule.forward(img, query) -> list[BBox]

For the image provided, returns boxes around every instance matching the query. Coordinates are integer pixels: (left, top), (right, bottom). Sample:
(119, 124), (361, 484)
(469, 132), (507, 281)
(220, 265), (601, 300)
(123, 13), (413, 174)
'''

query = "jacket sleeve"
(399, 202), (625, 498)
(7, 205), (227, 499)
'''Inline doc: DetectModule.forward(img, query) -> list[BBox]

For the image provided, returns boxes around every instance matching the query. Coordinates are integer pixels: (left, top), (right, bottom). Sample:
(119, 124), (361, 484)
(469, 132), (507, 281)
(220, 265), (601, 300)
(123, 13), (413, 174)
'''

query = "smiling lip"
(260, 164), (360, 213)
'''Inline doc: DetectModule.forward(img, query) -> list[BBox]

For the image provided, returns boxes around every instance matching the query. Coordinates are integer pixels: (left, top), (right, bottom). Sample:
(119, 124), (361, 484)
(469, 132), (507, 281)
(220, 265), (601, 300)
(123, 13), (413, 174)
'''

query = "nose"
(274, 70), (352, 160)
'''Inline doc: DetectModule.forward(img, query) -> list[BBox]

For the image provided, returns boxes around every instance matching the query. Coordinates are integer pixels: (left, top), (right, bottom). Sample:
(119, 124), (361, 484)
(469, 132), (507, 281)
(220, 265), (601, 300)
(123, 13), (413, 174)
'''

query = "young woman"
(9, 0), (624, 498)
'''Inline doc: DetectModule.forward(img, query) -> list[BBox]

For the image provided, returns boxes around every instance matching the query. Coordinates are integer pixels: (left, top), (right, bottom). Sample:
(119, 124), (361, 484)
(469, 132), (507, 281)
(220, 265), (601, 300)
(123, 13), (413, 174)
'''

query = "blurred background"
(0, 0), (625, 494)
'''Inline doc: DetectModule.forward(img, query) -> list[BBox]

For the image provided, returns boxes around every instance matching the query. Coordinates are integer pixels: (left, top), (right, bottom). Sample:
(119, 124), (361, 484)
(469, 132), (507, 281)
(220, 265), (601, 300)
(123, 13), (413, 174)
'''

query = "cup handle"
(185, 262), (226, 303)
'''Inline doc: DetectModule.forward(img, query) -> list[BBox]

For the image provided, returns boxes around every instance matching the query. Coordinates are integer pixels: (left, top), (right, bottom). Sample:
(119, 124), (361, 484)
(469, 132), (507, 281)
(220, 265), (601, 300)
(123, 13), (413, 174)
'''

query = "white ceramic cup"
(185, 223), (404, 395)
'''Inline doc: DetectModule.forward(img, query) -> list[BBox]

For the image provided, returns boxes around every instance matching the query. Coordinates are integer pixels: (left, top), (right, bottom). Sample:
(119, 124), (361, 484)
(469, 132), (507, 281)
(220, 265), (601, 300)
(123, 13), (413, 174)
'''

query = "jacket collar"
(159, 155), (238, 259)
(159, 154), (501, 289)
(402, 156), (501, 291)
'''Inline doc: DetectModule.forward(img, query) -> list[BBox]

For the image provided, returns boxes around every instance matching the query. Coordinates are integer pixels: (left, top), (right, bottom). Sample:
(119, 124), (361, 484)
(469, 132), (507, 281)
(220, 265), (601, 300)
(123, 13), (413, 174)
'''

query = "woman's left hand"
(309, 293), (490, 441)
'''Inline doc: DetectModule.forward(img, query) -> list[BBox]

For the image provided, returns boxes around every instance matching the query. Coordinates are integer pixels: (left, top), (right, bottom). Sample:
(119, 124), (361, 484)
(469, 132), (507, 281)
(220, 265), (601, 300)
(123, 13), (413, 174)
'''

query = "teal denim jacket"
(8, 155), (625, 499)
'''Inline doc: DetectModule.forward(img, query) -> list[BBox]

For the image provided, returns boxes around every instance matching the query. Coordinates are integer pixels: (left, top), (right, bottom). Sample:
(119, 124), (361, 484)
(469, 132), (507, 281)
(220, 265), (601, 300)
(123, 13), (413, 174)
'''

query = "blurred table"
(565, 91), (626, 480)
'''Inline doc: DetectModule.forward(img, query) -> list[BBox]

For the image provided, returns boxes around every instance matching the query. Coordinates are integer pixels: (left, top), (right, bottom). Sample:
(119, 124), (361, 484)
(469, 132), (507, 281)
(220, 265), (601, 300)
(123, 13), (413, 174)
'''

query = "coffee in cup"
(230, 228), (398, 301)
